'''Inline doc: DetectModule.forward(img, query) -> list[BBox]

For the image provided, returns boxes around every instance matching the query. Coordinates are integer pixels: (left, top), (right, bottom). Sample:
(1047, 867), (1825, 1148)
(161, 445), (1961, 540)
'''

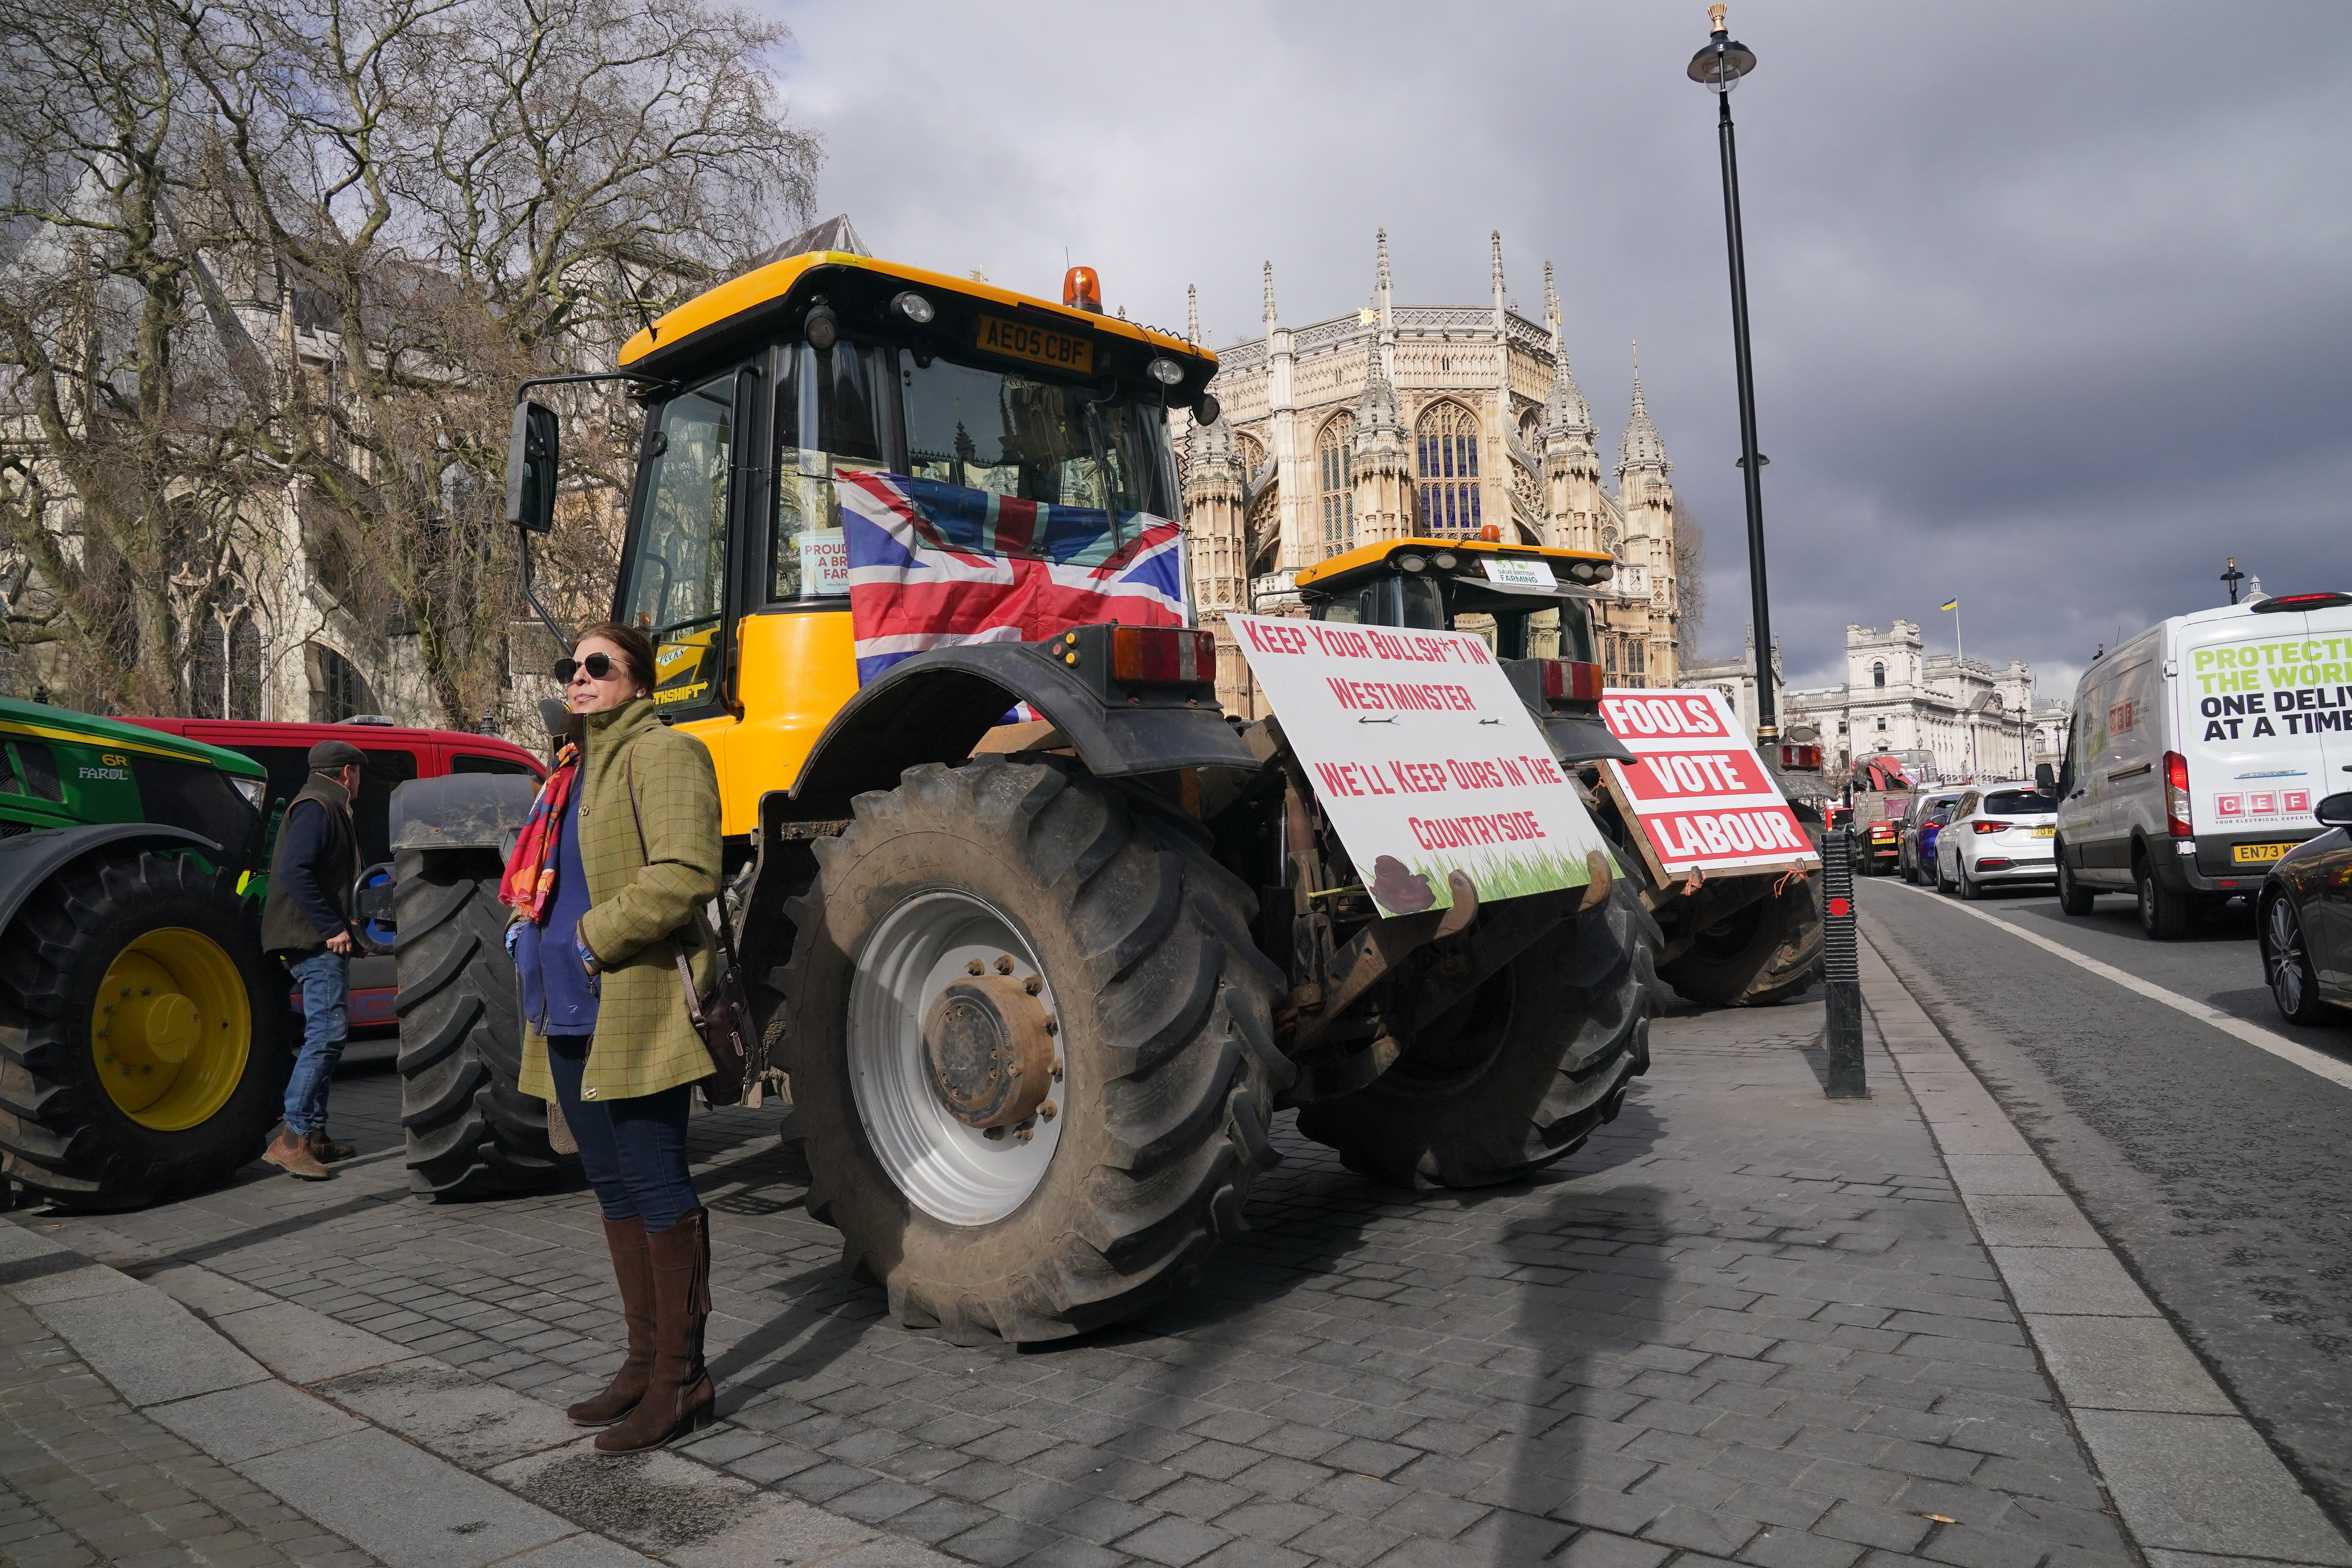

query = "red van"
(122, 718), (546, 1026)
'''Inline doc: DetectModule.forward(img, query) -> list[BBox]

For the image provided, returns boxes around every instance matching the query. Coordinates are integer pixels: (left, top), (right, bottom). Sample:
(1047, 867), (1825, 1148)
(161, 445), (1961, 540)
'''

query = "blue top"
(276, 798), (345, 940)
(515, 786), (598, 1036)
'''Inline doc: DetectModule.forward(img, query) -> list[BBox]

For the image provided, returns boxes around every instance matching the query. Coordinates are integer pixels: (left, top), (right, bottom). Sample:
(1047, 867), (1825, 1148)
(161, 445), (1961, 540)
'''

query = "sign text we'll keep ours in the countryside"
(1229, 613), (1619, 918)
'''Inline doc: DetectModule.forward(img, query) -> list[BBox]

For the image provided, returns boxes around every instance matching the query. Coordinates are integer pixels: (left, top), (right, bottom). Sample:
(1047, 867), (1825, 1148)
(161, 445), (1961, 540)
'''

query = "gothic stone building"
(1176, 232), (1684, 718)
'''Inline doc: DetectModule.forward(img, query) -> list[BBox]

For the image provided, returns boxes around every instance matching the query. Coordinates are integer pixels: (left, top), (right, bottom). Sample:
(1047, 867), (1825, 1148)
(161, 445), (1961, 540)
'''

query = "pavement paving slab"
(10, 976), (2188, 1568)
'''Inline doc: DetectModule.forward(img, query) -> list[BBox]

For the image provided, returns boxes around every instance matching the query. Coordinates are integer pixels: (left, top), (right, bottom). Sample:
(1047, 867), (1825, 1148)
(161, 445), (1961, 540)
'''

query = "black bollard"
(1822, 826), (1867, 1098)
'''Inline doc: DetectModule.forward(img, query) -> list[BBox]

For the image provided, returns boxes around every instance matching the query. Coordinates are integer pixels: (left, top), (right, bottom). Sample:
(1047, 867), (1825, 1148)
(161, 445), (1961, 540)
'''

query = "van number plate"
(2232, 842), (2295, 864)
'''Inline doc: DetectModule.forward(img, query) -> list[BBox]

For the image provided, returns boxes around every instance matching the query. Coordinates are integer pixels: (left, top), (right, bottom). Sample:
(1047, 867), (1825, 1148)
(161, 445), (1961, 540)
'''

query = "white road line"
(1891, 882), (2352, 1093)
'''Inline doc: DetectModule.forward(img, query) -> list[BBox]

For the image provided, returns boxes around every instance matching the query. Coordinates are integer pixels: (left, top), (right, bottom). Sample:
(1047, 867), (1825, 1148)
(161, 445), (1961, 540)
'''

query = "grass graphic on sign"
(1390, 843), (1623, 915)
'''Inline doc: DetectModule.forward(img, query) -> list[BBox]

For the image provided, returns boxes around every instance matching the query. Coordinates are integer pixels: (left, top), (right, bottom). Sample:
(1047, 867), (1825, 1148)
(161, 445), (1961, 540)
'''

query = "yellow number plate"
(977, 315), (1094, 374)
(2031, 826), (2055, 838)
(2231, 842), (2295, 864)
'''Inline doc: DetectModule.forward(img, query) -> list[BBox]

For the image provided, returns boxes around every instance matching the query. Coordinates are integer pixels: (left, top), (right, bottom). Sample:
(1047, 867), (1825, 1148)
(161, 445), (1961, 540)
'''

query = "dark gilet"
(259, 773), (358, 957)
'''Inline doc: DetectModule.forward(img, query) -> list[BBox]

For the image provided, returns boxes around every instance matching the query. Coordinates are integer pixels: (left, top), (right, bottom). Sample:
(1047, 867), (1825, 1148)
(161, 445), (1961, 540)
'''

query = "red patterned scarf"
(499, 742), (579, 921)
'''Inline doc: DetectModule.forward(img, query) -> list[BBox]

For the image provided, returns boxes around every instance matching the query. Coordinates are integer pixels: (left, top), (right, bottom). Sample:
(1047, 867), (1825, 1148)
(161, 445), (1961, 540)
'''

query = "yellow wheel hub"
(89, 928), (251, 1131)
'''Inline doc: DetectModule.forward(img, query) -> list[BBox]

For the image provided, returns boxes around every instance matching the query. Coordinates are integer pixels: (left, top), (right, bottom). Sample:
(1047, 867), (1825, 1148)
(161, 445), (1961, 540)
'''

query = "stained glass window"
(1318, 415), (1356, 556)
(1415, 403), (1481, 536)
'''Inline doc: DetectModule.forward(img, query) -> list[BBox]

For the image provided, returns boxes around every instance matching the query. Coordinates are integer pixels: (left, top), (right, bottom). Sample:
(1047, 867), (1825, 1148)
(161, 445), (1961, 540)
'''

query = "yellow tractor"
(394, 249), (1655, 1343)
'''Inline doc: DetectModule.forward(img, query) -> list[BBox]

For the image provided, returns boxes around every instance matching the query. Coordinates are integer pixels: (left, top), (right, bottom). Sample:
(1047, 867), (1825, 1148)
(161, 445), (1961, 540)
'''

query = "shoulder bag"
(625, 748), (757, 1106)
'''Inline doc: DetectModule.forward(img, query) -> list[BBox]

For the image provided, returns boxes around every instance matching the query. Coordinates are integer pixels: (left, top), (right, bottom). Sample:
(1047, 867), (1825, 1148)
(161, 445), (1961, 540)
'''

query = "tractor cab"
(506, 251), (1220, 833)
(1295, 536), (1631, 765)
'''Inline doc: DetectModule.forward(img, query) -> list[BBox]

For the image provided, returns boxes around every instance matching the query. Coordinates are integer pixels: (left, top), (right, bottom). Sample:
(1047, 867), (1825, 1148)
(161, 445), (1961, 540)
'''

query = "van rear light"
(2163, 750), (2192, 837)
(1971, 819), (2011, 835)
(1777, 744), (1822, 770)
(1537, 659), (1606, 704)
(2249, 590), (2352, 614)
(1109, 626), (1216, 686)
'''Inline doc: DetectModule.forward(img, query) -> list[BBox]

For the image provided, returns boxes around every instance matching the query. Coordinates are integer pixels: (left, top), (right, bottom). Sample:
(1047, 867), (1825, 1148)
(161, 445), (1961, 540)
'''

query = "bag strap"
(623, 744), (710, 1028)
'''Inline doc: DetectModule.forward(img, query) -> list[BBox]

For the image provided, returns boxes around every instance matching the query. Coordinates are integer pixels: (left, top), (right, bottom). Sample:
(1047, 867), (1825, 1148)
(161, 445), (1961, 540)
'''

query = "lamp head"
(1688, 4), (1757, 91)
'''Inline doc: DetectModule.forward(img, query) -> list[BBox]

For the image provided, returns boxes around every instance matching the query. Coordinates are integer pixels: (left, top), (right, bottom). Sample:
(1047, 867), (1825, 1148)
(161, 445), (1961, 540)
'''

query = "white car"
(1936, 783), (2062, 899)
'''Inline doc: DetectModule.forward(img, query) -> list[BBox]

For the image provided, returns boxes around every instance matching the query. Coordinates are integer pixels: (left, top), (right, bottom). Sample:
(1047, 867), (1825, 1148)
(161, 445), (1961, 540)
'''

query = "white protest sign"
(799, 528), (849, 595)
(1227, 613), (1618, 918)
(1599, 687), (1819, 876)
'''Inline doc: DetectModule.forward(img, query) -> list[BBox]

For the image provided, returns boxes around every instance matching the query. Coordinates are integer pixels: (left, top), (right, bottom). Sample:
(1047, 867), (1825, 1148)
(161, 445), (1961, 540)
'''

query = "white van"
(2053, 591), (2352, 938)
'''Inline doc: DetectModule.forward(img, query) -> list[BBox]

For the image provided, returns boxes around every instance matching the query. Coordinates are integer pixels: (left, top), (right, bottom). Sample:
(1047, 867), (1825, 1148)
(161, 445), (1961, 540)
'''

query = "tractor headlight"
(1147, 356), (1186, 386)
(890, 291), (935, 324)
(231, 776), (265, 810)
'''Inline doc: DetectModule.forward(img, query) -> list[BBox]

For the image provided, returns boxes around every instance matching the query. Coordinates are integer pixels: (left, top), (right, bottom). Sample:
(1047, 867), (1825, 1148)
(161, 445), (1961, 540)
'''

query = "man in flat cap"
(258, 739), (367, 1179)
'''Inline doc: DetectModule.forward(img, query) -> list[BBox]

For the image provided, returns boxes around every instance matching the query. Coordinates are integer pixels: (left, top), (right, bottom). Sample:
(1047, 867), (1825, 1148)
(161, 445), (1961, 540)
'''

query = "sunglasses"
(553, 652), (628, 683)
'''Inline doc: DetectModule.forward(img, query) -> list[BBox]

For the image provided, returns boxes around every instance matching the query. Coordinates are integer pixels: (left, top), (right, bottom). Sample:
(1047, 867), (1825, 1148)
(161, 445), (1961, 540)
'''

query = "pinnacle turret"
(1618, 345), (1668, 473)
(1261, 261), (1277, 332)
(1186, 284), (1198, 346)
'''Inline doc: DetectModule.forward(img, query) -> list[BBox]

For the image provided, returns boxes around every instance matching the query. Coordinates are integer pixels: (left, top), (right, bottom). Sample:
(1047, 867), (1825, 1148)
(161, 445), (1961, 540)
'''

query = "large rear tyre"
(1293, 871), (1656, 1188)
(781, 758), (1287, 1345)
(394, 848), (563, 1199)
(1659, 871), (1821, 1007)
(0, 850), (289, 1207)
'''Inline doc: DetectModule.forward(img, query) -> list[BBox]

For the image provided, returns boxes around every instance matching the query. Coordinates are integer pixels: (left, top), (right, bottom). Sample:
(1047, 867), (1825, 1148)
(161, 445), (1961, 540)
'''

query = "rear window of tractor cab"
(1306, 563), (1598, 663)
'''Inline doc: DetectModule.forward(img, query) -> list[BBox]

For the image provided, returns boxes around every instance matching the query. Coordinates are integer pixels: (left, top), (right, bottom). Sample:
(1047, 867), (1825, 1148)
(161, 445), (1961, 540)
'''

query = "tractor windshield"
(771, 339), (1179, 602)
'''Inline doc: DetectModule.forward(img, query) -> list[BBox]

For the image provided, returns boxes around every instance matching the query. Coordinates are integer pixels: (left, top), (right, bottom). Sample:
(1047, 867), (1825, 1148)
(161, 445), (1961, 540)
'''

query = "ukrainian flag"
(1938, 597), (1959, 612)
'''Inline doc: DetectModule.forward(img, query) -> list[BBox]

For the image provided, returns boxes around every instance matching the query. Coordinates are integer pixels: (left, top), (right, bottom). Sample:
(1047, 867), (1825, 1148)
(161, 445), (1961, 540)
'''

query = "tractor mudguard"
(389, 773), (541, 855)
(0, 823), (222, 935)
(779, 634), (1259, 821)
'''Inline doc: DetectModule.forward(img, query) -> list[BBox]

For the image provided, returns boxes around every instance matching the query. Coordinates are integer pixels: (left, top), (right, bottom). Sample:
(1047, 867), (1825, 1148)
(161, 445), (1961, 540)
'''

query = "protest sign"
(1597, 687), (1818, 878)
(1226, 613), (1619, 918)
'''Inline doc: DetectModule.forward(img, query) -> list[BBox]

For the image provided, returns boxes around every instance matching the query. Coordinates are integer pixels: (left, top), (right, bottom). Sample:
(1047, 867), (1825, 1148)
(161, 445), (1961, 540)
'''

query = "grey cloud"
(771, 0), (2348, 689)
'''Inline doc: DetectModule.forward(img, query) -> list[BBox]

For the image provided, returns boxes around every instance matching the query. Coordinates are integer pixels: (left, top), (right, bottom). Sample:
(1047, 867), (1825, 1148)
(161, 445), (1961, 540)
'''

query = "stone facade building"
(1178, 232), (1686, 718)
(1784, 620), (2069, 783)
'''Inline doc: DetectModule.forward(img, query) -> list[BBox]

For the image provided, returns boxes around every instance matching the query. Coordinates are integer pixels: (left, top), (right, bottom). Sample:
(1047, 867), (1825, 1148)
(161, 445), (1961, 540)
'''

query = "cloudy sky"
(768, 0), (2347, 696)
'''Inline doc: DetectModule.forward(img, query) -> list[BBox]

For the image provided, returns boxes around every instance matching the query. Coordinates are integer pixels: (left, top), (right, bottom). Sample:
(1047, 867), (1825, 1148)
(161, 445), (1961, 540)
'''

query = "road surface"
(1859, 873), (2352, 1532)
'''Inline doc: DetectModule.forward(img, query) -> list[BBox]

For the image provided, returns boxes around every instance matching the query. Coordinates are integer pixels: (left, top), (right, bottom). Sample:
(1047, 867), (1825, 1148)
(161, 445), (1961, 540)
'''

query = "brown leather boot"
(568, 1218), (654, 1428)
(595, 1208), (714, 1453)
(308, 1129), (357, 1163)
(262, 1124), (332, 1180)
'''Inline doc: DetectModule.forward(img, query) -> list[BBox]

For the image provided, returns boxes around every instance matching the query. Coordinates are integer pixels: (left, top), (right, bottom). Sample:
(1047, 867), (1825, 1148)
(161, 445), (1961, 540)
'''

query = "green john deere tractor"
(0, 696), (290, 1207)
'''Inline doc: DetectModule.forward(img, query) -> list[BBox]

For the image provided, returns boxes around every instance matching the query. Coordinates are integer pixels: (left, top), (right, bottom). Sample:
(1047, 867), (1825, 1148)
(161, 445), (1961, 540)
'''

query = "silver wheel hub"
(849, 891), (1065, 1225)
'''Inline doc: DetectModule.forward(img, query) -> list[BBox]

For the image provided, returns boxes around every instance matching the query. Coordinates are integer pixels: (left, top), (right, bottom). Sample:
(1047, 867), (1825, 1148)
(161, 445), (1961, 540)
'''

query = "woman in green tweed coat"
(504, 621), (722, 1454)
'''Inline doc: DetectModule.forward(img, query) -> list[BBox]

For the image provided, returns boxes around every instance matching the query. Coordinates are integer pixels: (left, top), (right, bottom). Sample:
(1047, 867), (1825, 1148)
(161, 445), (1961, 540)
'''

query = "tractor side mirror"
(2034, 762), (2056, 792)
(506, 401), (559, 534)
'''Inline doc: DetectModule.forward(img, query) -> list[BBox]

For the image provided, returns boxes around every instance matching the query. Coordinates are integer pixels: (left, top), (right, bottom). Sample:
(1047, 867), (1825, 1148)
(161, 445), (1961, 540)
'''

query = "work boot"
(596, 1208), (714, 1453)
(568, 1218), (654, 1428)
(262, 1124), (332, 1181)
(308, 1129), (358, 1163)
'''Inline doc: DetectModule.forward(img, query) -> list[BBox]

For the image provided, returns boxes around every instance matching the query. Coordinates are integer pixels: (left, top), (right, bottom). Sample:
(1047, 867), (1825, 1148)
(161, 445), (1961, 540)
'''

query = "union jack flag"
(837, 471), (1187, 683)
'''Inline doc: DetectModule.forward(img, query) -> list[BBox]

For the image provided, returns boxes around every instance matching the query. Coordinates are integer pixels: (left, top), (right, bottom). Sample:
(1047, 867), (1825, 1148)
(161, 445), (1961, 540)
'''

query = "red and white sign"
(1599, 688), (1819, 876)
(1227, 614), (1618, 918)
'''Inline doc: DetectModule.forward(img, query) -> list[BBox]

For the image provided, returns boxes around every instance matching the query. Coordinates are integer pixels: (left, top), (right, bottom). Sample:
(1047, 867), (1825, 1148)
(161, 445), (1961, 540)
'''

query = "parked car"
(2256, 791), (2352, 1023)
(120, 717), (545, 1027)
(2053, 590), (2352, 939)
(1935, 783), (2062, 899)
(1899, 789), (1969, 883)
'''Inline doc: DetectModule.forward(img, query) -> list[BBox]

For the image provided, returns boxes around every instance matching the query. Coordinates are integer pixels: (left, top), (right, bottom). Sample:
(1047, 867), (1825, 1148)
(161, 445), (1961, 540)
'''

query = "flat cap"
(308, 739), (367, 771)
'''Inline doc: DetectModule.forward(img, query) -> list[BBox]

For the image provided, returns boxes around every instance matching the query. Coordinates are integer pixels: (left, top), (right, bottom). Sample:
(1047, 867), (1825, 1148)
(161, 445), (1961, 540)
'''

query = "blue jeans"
(282, 950), (349, 1135)
(544, 1035), (699, 1233)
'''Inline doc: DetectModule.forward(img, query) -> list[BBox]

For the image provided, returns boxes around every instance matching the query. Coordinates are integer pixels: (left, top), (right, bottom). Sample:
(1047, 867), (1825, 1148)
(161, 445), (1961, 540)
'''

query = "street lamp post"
(1689, 4), (1776, 742)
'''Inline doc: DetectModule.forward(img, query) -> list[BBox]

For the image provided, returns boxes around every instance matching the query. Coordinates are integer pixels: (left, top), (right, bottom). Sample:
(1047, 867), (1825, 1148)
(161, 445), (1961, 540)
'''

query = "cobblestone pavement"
(12, 1001), (2133, 1568)
(0, 1294), (380, 1568)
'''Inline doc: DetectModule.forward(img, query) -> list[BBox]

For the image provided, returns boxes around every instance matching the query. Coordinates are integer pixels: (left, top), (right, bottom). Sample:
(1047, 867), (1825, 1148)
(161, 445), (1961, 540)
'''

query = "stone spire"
(1375, 228), (1393, 328)
(1540, 328), (1593, 441)
(1544, 261), (1560, 344)
(1354, 331), (1402, 440)
(1261, 261), (1277, 334)
(1618, 344), (1668, 474)
(1489, 230), (1506, 328)
(1186, 284), (1198, 346)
